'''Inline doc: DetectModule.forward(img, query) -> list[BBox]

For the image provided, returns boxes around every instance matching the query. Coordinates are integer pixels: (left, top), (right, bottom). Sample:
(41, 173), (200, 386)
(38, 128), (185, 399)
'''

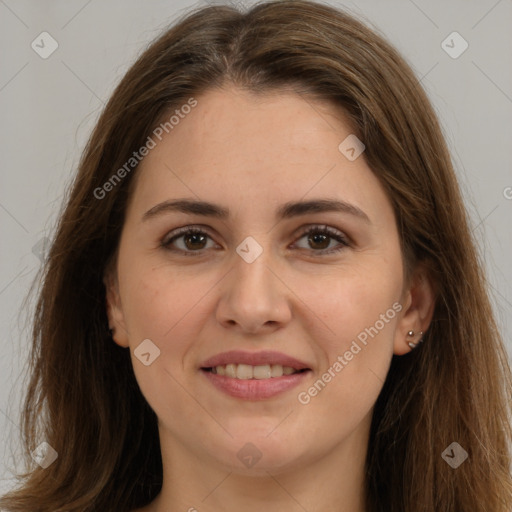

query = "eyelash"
(160, 224), (350, 256)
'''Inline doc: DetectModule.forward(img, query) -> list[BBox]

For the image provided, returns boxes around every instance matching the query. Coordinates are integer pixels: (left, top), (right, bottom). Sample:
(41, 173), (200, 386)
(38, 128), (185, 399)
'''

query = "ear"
(394, 263), (436, 355)
(103, 263), (130, 348)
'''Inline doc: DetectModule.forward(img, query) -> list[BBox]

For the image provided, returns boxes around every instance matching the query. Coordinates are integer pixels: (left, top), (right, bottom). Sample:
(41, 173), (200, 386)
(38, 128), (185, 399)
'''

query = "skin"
(105, 85), (435, 512)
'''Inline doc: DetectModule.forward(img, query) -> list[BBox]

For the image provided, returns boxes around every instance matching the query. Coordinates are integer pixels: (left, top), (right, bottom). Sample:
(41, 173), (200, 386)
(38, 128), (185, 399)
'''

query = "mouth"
(201, 364), (310, 379)
(199, 351), (313, 400)
(199, 350), (312, 400)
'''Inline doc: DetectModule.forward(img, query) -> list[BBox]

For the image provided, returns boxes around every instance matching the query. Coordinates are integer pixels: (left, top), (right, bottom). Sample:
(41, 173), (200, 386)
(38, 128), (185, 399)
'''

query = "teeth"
(211, 363), (300, 379)
(271, 365), (283, 377)
(253, 365), (271, 379)
(236, 364), (253, 380)
(225, 363), (237, 378)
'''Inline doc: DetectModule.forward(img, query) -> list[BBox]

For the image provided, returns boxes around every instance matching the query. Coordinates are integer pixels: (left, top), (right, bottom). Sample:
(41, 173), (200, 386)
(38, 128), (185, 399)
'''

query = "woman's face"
(106, 86), (423, 475)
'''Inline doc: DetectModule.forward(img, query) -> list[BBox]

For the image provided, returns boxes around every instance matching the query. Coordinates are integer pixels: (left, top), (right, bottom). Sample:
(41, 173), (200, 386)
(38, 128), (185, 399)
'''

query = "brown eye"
(162, 227), (217, 254)
(182, 232), (208, 250)
(307, 232), (331, 250)
(293, 225), (349, 254)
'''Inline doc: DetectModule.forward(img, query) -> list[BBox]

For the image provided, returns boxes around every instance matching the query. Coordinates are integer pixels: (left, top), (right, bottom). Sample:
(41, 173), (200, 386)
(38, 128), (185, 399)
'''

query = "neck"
(150, 412), (371, 512)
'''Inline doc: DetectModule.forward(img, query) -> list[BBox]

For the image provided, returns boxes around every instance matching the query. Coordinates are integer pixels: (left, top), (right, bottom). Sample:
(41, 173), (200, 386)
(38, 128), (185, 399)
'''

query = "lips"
(200, 350), (312, 400)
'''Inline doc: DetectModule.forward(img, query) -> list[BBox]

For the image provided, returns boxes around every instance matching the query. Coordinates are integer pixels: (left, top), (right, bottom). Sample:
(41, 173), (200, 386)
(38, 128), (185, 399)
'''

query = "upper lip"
(200, 350), (311, 370)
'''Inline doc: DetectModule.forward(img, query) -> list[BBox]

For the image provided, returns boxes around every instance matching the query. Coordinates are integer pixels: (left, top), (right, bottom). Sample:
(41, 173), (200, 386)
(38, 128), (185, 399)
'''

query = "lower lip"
(201, 369), (311, 400)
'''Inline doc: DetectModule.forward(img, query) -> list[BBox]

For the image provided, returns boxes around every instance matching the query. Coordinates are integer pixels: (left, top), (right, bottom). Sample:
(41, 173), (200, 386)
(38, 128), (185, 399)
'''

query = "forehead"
(127, 86), (393, 227)
(171, 86), (354, 165)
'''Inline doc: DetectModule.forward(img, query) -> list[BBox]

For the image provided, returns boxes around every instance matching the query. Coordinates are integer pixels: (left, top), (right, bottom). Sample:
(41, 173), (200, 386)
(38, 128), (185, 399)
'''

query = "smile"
(206, 363), (306, 379)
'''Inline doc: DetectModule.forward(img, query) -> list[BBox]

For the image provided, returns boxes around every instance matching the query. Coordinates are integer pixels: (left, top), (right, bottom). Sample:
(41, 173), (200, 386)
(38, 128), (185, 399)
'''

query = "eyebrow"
(142, 198), (370, 223)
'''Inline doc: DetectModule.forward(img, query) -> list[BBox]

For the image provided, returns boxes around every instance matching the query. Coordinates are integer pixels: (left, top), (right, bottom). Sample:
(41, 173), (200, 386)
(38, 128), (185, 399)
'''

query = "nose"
(215, 246), (292, 334)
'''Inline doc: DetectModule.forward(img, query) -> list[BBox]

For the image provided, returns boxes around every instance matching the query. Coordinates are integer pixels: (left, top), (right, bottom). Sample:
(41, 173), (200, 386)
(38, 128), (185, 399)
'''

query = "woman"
(1, 1), (511, 511)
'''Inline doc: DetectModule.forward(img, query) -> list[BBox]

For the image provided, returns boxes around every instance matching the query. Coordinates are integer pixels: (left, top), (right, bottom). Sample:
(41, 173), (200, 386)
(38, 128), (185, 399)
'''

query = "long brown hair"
(2, 1), (511, 510)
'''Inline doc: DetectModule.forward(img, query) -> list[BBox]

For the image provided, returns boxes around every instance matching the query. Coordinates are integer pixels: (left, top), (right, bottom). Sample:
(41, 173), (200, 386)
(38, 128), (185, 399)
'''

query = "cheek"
(119, 264), (207, 341)
(121, 279), (168, 340)
(118, 267), (210, 414)
(300, 260), (402, 342)
(294, 261), (401, 404)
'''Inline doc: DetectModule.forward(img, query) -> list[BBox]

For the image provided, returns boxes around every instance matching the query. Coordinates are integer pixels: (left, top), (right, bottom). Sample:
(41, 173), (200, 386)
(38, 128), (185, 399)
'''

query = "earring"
(407, 330), (424, 350)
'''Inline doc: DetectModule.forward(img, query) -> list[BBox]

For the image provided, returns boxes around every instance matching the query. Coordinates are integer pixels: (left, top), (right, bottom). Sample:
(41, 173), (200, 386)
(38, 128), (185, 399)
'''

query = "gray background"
(1, 0), (511, 495)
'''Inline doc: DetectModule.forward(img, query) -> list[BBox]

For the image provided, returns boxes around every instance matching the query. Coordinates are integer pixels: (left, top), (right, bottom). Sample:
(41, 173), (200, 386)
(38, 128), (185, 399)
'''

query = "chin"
(212, 431), (307, 475)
